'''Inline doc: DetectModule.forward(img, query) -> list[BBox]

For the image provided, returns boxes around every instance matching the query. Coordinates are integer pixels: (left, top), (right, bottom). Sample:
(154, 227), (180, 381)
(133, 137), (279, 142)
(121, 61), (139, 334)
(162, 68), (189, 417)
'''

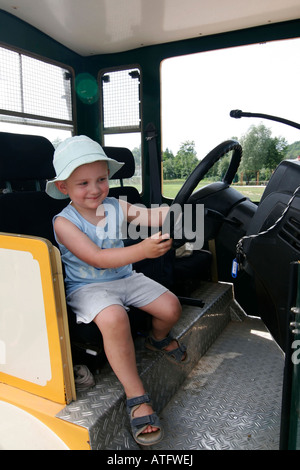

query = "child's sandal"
(145, 333), (188, 364)
(126, 393), (163, 446)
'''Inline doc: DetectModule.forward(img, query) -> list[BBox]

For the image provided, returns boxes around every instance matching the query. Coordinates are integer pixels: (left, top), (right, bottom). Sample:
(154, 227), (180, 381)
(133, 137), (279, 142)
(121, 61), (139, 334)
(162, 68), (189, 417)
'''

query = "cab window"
(0, 45), (74, 146)
(99, 66), (142, 192)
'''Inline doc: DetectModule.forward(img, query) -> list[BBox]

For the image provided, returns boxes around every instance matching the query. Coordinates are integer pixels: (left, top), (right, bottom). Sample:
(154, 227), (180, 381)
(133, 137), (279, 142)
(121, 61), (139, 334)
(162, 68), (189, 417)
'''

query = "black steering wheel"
(162, 140), (242, 248)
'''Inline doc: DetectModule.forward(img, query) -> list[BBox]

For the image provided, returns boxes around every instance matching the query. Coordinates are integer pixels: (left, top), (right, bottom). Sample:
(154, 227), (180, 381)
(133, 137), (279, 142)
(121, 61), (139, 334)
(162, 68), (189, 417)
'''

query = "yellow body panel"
(0, 233), (89, 448)
(0, 233), (75, 403)
(0, 383), (90, 450)
(0, 234), (76, 404)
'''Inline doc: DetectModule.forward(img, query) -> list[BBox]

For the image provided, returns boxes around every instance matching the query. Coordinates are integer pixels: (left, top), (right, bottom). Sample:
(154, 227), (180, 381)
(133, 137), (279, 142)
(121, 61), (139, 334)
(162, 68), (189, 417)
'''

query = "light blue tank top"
(53, 197), (132, 294)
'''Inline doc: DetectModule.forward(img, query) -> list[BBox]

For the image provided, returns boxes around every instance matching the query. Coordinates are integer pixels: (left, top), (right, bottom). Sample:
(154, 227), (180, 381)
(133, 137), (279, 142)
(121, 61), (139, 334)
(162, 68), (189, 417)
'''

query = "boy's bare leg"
(140, 290), (183, 351)
(93, 306), (158, 434)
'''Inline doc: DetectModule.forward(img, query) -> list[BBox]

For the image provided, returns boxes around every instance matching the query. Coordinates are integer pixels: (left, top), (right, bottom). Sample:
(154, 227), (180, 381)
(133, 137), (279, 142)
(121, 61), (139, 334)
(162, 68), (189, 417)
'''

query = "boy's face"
(55, 161), (109, 211)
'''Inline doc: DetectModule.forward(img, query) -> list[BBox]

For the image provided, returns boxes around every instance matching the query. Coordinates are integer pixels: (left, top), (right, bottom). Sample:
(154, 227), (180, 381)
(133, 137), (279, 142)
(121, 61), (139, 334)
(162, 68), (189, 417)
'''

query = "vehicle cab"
(0, 1), (300, 451)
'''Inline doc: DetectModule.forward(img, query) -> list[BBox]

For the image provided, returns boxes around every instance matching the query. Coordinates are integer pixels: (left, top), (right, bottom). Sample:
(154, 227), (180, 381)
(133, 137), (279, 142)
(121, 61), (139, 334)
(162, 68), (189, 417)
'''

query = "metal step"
(57, 281), (284, 450)
(150, 316), (284, 450)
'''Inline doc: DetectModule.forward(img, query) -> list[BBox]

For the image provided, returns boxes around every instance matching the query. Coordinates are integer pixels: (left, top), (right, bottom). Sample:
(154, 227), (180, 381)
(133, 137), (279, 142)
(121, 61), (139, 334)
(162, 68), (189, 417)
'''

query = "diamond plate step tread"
(149, 316), (284, 450)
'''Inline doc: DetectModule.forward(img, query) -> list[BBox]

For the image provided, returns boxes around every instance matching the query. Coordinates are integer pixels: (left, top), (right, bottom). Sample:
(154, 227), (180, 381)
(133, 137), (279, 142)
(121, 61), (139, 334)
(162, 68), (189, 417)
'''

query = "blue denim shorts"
(66, 271), (168, 324)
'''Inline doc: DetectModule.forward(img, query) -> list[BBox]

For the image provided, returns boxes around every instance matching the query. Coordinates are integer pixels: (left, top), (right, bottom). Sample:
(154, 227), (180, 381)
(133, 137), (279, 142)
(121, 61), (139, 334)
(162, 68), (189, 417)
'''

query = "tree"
(285, 141), (300, 160)
(163, 141), (198, 179)
(163, 157), (177, 179)
(162, 148), (176, 179)
(174, 140), (198, 179)
(240, 124), (288, 183)
(163, 147), (175, 161)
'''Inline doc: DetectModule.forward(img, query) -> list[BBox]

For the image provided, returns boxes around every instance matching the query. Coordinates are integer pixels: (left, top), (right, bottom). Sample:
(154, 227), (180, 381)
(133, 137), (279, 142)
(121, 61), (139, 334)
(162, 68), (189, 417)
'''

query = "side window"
(0, 45), (74, 146)
(100, 66), (142, 192)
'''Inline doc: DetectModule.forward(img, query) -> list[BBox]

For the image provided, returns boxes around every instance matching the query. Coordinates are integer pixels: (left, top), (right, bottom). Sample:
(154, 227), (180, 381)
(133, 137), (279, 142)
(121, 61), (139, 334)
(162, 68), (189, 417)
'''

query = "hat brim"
(46, 154), (123, 199)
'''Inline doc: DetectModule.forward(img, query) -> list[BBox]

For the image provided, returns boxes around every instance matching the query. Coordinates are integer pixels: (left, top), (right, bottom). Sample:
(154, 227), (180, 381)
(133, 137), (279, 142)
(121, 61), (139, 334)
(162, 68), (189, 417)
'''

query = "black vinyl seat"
(104, 146), (142, 205)
(0, 131), (56, 192)
(0, 132), (69, 244)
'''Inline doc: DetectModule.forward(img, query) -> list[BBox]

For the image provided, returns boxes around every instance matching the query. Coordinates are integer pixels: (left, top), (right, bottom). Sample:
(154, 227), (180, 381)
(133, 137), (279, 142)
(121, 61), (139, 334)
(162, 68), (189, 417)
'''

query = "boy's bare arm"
(118, 199), (169, 227)
(54, 216), (172, 269)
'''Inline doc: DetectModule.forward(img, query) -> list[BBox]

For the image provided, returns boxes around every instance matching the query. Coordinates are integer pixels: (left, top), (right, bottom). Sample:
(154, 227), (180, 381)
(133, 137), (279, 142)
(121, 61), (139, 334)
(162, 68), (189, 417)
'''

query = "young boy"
(46, 135), (186, 446)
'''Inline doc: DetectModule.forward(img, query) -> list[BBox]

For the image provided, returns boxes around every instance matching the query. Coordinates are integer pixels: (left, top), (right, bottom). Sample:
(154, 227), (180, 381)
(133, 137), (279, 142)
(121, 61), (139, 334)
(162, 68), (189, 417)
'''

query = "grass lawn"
(162, 179), (266, 202)
(232, 185), (266, 201)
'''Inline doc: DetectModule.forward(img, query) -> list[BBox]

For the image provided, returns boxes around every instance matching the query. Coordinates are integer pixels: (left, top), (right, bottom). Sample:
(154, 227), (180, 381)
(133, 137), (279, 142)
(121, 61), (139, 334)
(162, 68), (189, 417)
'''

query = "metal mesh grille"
(0, 46), (73, 125)
(0, 47), (20, 112)
(101, 68), (141, 132)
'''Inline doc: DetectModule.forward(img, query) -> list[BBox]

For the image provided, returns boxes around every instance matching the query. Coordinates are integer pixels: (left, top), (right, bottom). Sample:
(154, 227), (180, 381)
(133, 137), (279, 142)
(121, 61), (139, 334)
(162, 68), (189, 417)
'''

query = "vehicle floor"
(57, 282), (284, 450)
(150, 316), (284, 450)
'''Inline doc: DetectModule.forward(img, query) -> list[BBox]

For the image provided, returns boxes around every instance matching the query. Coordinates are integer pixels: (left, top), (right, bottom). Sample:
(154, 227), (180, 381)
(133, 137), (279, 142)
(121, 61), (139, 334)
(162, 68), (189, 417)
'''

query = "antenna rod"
(230, 110), (300, 130)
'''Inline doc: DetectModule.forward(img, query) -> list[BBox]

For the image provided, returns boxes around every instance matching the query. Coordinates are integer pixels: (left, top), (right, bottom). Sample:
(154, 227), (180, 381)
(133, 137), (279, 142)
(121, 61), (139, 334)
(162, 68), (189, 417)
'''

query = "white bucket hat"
(46, 135), (124, 199)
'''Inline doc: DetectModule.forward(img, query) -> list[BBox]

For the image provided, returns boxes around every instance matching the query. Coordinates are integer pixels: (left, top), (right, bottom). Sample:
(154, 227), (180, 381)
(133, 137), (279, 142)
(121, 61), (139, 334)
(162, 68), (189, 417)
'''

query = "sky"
(161, 37), (300, 159)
